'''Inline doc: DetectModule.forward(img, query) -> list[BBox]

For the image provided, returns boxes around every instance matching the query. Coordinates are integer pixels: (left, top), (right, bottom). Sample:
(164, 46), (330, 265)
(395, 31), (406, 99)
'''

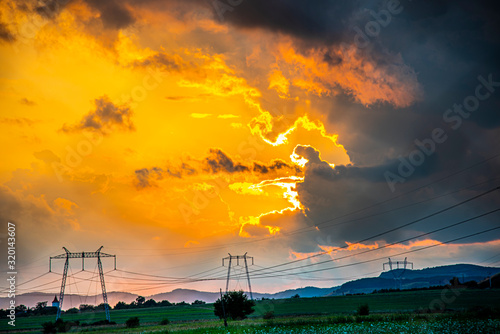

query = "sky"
(1, 0), (500, 299)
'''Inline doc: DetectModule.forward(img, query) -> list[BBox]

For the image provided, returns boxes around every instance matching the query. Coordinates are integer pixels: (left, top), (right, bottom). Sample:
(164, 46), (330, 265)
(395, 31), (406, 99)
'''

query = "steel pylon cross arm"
(50, 246), (115, 322)
(222, 253), (254, 300)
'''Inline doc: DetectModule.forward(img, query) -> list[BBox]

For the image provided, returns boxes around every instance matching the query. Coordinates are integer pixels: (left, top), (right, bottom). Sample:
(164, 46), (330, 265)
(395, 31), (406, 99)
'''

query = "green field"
(2, 289), (500, 333)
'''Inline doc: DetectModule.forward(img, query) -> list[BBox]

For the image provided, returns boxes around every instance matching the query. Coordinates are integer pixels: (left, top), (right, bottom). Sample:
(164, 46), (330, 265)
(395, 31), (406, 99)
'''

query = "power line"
(222, 208), (499, 280)
(243, 186), (499, 277)
(239, 226), (500, 280)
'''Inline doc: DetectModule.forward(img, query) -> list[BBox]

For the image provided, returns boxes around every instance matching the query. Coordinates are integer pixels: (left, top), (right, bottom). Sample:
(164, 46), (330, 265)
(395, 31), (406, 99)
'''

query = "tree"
(79, 304), (95, 312)
(15, 304), (28, 313)
(136, 296), (146, 306)
(158, 300), (172, 307)
(95, 303), (107, 311)
(114, 301), (128, 310)
(143, 299), (157, 308)
(35, 301), (48, 311)
(192, 300), (206, 305)
(214, 290), (255, 320)
(291, 294), (300, 298)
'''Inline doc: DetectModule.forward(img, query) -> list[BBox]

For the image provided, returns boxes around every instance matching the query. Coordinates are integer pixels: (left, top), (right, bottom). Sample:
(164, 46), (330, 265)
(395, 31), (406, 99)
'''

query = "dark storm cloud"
(212, 0), (357, 44)
(61, 95), (135, 134)
(291, 145), (500, 248)
(293, 145), (436, 185)
(300, 0), (500, 197)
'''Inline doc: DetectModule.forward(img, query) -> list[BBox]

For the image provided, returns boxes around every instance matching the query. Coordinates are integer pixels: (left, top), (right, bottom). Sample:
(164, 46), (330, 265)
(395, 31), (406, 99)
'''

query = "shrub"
(41, 319), (79, 333)
(125, 316), (140, 328)
(160, 318), (170, 325)
(42, 321), (57, 334)
(263, 311), (275, 319)
(357, 303), (370, 316)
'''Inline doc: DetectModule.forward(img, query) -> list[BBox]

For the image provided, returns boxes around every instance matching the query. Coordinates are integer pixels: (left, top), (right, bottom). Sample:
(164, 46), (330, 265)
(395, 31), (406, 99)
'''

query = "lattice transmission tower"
(222, 253), (254, 300)
(49, 246), (116, 321)
(383, 257), (413, 289)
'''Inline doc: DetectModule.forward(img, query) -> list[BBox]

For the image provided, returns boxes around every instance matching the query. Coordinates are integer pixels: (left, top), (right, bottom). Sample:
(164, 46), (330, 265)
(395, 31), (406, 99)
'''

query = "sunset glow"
(1, 0), (499, 302)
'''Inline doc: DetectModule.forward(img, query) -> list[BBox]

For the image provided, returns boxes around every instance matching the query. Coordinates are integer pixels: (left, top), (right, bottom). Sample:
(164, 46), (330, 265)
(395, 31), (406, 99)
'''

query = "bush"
(160, 318), (170, 325)
(357, 303), (370, 316)
(263, 311), (275, 319)
(41, 319), (79, 333)
(42, 321), (57, 334)
(125, 316), (140, 328)
(214, 290), (255, 320)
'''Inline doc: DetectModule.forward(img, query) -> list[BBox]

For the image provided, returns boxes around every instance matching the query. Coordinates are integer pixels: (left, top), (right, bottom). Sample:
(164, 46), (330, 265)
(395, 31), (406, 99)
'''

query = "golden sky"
(1, 0), (499, 296)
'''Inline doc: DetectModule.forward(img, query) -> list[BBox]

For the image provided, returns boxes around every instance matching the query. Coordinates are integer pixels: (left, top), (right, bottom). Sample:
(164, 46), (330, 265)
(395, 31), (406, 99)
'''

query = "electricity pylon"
(383, 257), (413, 289)
(222, 253), (254, 300)
(49, 246), (116, 321)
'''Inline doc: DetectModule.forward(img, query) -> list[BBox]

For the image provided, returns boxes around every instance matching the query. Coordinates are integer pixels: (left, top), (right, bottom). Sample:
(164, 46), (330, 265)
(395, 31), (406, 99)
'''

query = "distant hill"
(329, 264), (500, 295)
(147, 286), (334, 304)
(378, 264), (500, 280)
(2, 263), (498, 310)
(0, 291), (137, 310)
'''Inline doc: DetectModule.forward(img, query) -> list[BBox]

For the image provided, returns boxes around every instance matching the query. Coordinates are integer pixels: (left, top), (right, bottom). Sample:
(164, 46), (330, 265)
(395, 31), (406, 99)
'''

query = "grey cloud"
(61, 96), (135, 134)
(253, 159), (300, 174)
(204, 148), (249, 174)
(290, 144), (500, 248)
(135, 167), (163, 189)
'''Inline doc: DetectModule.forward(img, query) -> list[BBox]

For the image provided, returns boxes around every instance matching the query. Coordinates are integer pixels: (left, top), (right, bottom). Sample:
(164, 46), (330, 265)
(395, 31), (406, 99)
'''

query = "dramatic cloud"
(291, 144), (500, 247)
(2, 0), (500, 294)
(61, 95), (135, 134)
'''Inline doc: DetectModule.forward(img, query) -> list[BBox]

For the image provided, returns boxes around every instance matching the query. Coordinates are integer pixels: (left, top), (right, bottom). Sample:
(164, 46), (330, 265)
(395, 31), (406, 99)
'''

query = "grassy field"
(2, 288), (499, 333)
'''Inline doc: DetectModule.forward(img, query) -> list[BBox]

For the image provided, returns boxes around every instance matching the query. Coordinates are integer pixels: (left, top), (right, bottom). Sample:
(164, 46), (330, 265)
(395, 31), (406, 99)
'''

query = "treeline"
(0, 296), (207, 318)
(114, 295), (204, 309)
(0, 302), (56, 317)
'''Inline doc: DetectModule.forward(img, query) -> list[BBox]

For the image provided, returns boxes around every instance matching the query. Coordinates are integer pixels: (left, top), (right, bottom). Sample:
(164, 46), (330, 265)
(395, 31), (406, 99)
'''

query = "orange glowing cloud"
(234, 176), (305, 238)
(249, 113), (345, 150)
(272, 40), (421, 108)
(268, 69), (290, 98)
(238, 215), (280, 238)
